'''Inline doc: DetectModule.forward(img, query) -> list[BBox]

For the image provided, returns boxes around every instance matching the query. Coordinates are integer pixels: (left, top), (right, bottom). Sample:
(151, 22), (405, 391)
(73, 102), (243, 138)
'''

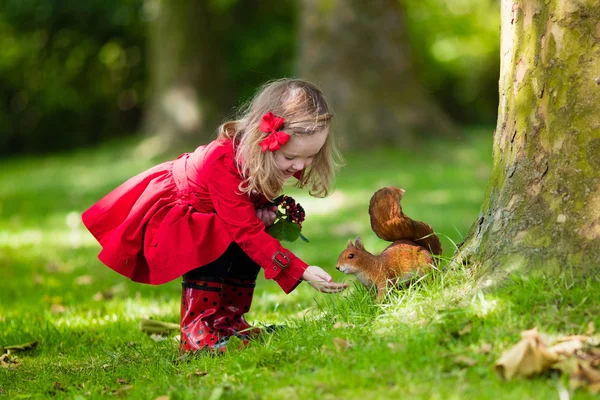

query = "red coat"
(82, 139), (307, 294)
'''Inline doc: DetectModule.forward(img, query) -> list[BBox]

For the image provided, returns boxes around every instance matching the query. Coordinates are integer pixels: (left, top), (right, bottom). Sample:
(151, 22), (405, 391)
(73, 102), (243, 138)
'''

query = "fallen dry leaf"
(75, 275), (93, 285)
(187, 370), (208, 377)
(140, 319), (179, 335)
(155, 396), (170, 400)
(454, 355), (478, 367)
(548, 337), (585, 356)
(587, 322), (595, 336)
(479, 343), (493, 354)
(150, 334), (168, 342)
(112, 385), (133, 397)
(0, 352), (20, 369)
(557, 335), (591, 342)
(50, 304), (66, 314)
(570, 360), (600, 394)
(582, 348), (600, 366)
(3, 341), (38, 353)
(495, 328), (559, 380)
(458, 323), (473, 336)
(521, 327), (542, 340)
(333, 337), (352, 352)
(93, 291), (108, 301)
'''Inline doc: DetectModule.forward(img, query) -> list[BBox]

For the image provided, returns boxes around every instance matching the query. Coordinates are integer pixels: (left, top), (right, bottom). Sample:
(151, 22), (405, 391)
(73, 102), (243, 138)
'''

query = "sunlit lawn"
(1, 128), (598, 399)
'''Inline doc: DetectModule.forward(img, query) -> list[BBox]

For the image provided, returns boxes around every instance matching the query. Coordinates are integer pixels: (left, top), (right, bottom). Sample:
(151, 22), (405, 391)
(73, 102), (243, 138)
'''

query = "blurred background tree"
(0, 0), (146, 154)
(299, 0), (455, 148)
(403, 0), (499, 125)
(0, 0), (499, 156)
(142, 0), (298, 149)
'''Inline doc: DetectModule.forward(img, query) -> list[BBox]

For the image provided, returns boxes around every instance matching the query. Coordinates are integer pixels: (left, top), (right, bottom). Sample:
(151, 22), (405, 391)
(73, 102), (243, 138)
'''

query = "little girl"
(82, 78), (348, 352)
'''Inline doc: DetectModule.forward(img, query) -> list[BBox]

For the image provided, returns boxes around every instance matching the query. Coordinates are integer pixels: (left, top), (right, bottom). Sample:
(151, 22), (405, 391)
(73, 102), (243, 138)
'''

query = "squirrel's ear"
(355, 236), (364, 249)
(347, 239), (354, 248)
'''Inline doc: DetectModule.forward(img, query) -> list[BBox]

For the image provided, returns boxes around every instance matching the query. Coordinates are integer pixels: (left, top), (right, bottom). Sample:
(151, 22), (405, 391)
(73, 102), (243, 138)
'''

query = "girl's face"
(274, 130), (328, 179)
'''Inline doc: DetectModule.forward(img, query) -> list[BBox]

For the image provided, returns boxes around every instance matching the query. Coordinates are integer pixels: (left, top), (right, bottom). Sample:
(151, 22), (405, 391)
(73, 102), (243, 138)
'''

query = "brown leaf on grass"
(570, 361), (600, 394)
(155, 396), (170, 400)
(582, 348), (600, 366)
(333, 337), (352, 352)
(93, 291), (108, 301)
(3, 341), (38, 353)
(187, 370), (208, 377)
(140, 319), (179, 335)
(586, 322), (595, 336)
(0, 352), (20, 369)
(557, 335), (591, 342)
(495, 327), (559, 380)
(112, 385), (133, 397)
(458, 323), (473, 336)
(521, 327), (542, 340)
(548, 337), (585, 356)
(454, 355), (478, 368)
(75, 275), (93, 285)
(479, 343), (493, 354)
(117, 378), (129, 385)
(50, 304), (66, 314)
(150, 334), (168, 342)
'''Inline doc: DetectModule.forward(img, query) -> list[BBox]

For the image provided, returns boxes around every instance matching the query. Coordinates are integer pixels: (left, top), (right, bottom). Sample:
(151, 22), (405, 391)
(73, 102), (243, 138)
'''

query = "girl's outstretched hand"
(302, 266), (348, 293)
(256, 206), (278, 227)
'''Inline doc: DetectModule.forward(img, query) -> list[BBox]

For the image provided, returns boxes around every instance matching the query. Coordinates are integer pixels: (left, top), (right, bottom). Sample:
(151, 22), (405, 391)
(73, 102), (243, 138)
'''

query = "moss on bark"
(454, 0), (600, 283)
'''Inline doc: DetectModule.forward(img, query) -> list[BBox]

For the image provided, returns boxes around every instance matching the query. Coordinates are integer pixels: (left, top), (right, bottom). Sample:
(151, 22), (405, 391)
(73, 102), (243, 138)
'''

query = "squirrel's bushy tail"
(368, 187), (443, 256)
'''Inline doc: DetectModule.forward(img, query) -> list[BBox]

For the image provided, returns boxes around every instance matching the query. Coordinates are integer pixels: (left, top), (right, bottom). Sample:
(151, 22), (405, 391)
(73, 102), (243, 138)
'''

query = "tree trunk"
(298, 0), (454, 149)
(142, 0), (232, 152)
(454, 0), (600, 281)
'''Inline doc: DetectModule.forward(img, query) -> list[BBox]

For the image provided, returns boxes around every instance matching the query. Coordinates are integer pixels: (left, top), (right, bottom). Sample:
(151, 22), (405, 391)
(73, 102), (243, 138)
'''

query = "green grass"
(1, 128), (598, 399)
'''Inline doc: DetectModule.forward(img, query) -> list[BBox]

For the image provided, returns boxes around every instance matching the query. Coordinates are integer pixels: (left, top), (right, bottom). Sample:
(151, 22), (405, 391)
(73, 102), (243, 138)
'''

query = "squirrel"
(335, 186), (442, 301)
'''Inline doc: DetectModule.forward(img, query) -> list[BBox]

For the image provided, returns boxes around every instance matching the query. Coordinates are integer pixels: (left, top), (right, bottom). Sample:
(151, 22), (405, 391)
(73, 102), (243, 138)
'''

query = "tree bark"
(142, 0), (232, 152)
(454, 0), (600, 281)
(298, 0), (454, 149)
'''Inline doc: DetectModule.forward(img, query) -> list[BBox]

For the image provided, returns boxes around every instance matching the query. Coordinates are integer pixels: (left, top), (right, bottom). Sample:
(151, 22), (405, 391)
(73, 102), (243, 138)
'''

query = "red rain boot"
(180, 277), (230, 353)
(213, 276), (262, 338)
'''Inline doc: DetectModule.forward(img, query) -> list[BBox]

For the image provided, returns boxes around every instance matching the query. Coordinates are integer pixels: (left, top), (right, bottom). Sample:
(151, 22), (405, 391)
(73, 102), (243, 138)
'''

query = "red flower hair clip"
(259, 112), (290, 153)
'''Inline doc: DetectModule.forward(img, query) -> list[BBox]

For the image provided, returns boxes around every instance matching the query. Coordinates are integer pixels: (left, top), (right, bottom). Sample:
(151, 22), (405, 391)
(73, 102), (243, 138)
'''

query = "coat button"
(273, 266), (277, 270)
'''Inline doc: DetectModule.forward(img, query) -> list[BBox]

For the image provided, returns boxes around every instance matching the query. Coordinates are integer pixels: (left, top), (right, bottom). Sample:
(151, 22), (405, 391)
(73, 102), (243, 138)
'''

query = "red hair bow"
(259, 112), (290, 153)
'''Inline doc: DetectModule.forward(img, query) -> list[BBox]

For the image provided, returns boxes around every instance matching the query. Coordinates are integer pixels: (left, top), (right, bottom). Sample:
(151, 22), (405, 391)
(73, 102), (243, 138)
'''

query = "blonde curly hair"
(218, 78), (343, 200)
